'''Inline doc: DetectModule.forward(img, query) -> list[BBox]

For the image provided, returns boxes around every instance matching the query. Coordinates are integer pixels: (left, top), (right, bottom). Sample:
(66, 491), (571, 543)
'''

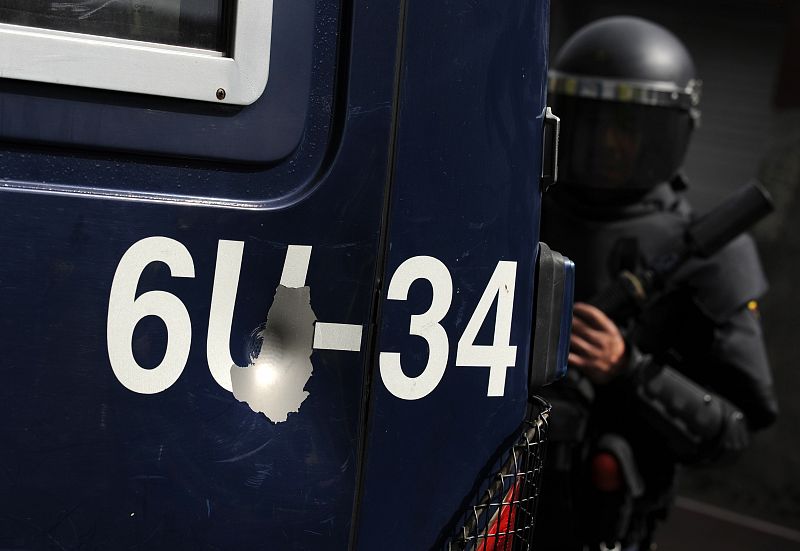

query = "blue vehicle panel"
(0, 0), (563, 549)
(355, 1), (550, 548)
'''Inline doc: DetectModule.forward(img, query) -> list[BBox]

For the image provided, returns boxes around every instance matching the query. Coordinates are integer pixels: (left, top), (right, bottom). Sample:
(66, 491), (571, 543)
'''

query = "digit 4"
(456, 261), (518, 397)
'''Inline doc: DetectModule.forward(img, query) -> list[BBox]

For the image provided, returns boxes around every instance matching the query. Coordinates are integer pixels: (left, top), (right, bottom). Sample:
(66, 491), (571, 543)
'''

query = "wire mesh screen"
(450, 397), (551, 551)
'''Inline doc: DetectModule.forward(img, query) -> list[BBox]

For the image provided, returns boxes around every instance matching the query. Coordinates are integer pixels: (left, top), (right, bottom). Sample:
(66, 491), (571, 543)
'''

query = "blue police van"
(0, 1), (572, 549)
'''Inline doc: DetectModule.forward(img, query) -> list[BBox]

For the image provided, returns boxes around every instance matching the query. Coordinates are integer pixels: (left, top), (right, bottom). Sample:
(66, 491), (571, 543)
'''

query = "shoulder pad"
(674, 234), (768, 323)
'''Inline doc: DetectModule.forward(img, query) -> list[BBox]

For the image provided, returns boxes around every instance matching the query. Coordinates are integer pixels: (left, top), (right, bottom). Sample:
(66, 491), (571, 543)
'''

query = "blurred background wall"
(549, 0), (800, 548)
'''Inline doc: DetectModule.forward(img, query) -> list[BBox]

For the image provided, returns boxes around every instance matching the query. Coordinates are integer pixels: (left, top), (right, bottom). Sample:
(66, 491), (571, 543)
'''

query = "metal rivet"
(216, 88), (226, 101)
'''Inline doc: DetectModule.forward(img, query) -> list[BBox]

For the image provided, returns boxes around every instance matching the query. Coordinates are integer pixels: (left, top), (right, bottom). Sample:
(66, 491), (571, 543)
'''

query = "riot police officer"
(534, 16), (778, 550)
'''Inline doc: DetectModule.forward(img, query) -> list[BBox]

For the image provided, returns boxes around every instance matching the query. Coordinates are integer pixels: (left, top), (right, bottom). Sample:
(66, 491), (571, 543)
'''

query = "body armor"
(534, 182), (778, 549)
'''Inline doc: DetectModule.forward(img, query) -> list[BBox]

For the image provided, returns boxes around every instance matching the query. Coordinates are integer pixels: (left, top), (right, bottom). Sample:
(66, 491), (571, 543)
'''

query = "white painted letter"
(207, 240), (246, 391)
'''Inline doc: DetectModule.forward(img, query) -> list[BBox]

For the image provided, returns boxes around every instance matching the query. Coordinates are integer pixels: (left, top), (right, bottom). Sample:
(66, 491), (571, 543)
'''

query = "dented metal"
(231, 285), (317, 423)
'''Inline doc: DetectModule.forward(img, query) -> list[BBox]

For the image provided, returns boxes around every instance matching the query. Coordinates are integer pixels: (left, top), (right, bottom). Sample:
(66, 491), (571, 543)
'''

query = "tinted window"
(0, 1), (229, 52)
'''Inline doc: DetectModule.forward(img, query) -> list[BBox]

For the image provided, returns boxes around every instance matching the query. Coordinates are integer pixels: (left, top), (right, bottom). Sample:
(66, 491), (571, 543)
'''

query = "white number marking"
(313, 322), (363, 351)
(379, 256), (453, 400)
(107, 236), (195, 394)
(456, 261), (518, 396)
(109, 238), (517, 399)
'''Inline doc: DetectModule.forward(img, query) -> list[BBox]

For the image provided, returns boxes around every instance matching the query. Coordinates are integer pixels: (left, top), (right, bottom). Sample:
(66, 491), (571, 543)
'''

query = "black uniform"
(536, 16), (778, 549)
(534, 182), (778, 550)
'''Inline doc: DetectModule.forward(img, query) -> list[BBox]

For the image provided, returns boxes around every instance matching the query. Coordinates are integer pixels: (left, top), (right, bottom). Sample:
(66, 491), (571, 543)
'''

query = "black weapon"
(590, 181), (774, 323)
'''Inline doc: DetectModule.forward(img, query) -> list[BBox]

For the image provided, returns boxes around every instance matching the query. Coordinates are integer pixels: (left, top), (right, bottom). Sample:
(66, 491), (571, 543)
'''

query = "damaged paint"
(230, 284), (316, 423)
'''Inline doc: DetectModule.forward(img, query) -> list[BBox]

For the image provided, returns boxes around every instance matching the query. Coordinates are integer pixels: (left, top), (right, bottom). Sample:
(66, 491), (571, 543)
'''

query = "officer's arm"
(706, 301), (778, 430)
(620, 303), (777, 463)
(567, 302), (745, 462)
(621, 348), (750, 462)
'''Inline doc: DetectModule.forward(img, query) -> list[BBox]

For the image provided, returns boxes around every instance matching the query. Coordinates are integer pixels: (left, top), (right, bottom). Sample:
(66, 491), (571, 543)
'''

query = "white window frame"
(0, 1), (273, 105)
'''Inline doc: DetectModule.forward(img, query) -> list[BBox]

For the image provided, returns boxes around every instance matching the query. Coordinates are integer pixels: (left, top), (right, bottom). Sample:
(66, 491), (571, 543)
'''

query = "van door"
(0, 1), (399, 548)
(0, 1), (560, 549)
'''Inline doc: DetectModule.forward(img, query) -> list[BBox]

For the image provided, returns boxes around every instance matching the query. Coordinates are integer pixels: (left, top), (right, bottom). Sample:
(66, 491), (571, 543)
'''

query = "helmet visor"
(551, 95), (692, 190)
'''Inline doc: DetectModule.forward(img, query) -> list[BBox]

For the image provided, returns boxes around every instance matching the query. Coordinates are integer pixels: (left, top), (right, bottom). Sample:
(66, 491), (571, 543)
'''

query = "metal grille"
(450, 397), (551, 551)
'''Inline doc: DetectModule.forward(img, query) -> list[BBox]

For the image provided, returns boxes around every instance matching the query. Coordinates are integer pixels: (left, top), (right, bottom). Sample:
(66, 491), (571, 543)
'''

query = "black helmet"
(549, 16), (701, 194)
